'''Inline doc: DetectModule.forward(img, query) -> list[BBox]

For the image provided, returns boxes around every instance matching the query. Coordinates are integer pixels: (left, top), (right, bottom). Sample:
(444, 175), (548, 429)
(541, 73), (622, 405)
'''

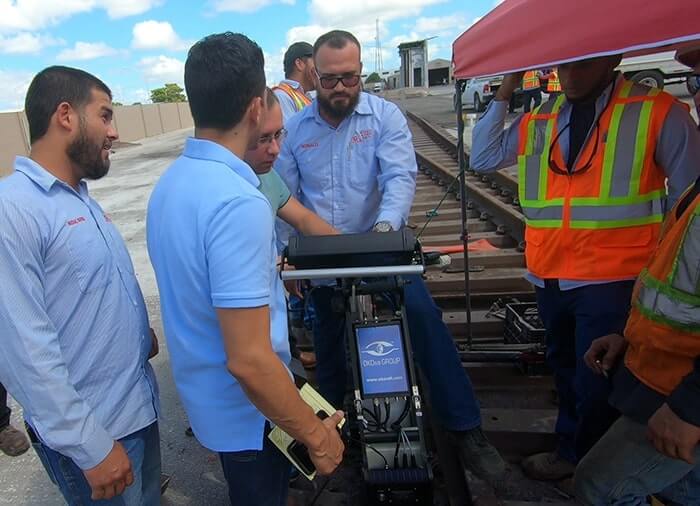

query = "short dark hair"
(283, 42), (313, 78)
(313, 30), (361, 58)
(266, 87), (279, 108)
(25, 66), (112, 144)
(185, 32), (265, 130)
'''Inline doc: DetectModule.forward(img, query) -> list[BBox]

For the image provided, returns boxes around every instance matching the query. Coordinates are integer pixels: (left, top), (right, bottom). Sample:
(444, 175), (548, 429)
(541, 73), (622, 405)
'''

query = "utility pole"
(374, 18), (383, 74)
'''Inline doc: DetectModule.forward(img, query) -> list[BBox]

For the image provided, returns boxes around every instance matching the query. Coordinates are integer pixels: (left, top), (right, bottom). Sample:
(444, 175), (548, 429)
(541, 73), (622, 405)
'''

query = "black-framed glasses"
(258, 128), (286, 146)
(547, 79), (616, 176)
(315, 71), (361, 90)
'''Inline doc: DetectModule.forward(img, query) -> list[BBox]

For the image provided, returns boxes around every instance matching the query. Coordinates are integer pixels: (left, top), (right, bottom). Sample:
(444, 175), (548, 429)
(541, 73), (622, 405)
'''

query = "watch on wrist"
(373, 221), (393, 233)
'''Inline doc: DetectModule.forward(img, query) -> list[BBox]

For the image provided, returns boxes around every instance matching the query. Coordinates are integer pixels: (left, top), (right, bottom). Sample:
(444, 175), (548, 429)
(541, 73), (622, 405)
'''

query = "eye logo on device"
(361, 341), (399, 357)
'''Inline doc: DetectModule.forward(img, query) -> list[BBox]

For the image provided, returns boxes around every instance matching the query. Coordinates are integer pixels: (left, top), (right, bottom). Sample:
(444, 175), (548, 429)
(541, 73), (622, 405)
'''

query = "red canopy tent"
(452, 0), (700, 79)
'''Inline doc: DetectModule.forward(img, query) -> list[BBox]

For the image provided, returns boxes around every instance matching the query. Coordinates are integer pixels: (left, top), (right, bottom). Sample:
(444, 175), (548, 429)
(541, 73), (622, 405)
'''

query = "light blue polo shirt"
(146, 137), (290, 452)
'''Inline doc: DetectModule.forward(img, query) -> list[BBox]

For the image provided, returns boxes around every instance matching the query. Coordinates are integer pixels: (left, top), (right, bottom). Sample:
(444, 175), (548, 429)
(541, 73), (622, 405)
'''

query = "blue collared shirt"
(471, 77), (700, 290)
(0, 157), (159, 469)
(147, 138), (290, 452)
(273, 79), (309, 124)
(274, 91), (417, 242)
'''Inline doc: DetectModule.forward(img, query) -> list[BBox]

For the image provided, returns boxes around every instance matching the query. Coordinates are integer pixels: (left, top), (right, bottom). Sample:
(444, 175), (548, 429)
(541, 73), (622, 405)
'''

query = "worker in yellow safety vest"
(470, 54), (700, 483)
(543, 68), (562, 95)
(522, 69), (543, 112)
(273, 42), (315, 123)
(575, 46), (700, 505)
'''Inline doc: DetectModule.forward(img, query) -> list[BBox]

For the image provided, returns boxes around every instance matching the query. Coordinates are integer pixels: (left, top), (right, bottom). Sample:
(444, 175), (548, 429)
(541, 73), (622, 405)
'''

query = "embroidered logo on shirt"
(350, 129), (374, 145)
(66, 216), (86, 226)
(301, 142), (319, 150)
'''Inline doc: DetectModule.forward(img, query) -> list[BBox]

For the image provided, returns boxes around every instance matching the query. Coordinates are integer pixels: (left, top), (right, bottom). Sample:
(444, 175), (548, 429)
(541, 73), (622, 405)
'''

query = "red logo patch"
(350, 129), (374, 145)
(103, 213), (112, 223)
(66, 216), (86, 226)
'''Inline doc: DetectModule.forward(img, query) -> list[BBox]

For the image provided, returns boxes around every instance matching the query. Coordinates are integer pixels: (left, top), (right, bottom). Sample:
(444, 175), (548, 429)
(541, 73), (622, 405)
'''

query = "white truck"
(617, 51), (693, 90)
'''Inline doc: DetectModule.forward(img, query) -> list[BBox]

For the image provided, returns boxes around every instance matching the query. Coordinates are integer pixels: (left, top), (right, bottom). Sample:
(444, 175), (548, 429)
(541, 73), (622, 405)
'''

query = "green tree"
(365, 72), (381, 84)
(113, 101), (124, 106)
(150, 83), (186, 103)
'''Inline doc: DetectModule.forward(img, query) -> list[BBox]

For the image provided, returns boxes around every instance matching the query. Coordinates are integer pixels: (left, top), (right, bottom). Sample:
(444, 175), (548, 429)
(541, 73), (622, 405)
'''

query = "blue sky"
(0, 0), (501, 111)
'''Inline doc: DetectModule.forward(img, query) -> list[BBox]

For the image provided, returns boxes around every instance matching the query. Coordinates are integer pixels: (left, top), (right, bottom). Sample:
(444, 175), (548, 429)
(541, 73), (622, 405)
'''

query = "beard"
(317, 89), (360, 121)
(66, 118), (111, 181)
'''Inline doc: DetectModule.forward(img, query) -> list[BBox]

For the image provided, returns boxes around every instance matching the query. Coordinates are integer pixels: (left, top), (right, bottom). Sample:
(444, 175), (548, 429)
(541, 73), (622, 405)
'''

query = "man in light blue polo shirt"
(274, 30), (506, 483)
(146, 32), (344, 506)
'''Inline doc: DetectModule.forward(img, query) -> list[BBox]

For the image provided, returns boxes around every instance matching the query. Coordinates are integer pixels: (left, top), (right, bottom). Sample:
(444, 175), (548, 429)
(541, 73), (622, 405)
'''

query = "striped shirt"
(0, 156), (159, 469)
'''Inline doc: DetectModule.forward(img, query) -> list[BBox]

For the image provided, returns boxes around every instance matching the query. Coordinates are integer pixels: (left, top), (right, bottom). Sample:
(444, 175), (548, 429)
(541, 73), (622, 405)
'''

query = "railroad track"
(406, 111), (537, 352)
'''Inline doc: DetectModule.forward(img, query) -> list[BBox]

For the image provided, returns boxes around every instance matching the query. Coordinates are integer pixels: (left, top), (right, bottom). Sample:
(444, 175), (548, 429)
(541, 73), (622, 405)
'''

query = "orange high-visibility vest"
(523, 71), (541, 91)
(624, 185), (700, 395)
(547, 70), (562, 92)
(517, 78), (676, 280)
(273, 82), (311, 112)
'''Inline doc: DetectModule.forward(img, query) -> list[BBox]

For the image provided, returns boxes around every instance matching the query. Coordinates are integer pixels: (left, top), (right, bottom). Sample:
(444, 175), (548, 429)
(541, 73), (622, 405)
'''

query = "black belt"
(543, 279), (560, 289)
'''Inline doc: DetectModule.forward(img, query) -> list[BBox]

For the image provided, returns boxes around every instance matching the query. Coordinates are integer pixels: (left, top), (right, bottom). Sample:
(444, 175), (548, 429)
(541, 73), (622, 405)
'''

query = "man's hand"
(308, 410), (345, 475)
(148, 328), (159, 359)
(284, 279), (303, 299)
(495, 72), (525, 102)
(583, 333), (627, 376)
(648, 403), (700, 464)
(83, 441), (134, 500)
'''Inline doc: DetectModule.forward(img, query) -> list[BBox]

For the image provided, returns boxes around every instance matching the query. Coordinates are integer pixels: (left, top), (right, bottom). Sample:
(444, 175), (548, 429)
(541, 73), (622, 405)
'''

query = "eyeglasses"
(258, 128), (286, 146)
(547, 79), (616, 176)
(315, 71), (361, 90)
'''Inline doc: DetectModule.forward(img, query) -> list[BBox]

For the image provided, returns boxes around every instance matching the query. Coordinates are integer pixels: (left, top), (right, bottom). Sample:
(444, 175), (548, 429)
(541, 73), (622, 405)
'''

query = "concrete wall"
(0, 112), (30, 177)
(0, 102), (193, 175)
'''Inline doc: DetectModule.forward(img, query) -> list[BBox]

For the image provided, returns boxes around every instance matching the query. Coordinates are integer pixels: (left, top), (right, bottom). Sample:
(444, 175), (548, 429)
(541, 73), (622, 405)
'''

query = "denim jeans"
(218, 428), (291, 506)
(30, 421), (161, 506)
(574, 416), (700, 505)
(0, 382), (10, 429)
(309, 275), (482, 431)
(535, 280), (633, 462)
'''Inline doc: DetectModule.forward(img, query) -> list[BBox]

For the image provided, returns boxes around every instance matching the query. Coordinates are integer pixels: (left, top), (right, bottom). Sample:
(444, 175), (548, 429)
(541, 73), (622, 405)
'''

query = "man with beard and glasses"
(471, 56), (700, 483)
(274, 29), (507, 485)
(147, 33), (344, 506)
(0, 66), (161, 504)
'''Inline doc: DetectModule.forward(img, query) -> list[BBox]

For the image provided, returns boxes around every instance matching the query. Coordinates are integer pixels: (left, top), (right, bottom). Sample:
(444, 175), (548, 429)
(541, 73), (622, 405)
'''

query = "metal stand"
(455, 79), (473, 349)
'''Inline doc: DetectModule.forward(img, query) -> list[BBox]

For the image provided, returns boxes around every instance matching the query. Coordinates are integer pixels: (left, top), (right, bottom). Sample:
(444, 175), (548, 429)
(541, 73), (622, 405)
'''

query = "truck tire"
(630, 70), (665, 89)
(474, 92), (484, 112)
(687, 75), (699, 96)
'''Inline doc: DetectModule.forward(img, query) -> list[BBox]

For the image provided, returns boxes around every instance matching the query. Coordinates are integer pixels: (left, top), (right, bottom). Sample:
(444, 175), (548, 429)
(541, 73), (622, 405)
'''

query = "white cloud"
(138, 55), (185, 84)
(0, 0), (162, 34)
(0, 69), (34, 112)
(57, 41), (118, 61)
(132, 20), (190, 51)
(309, 0), (446, 25)
(104, 0), (163, 19)
(264, 48), (285, 87)
(211, 0), (294, 13)
(0, 31), (63, 54)
(413, 14), (468, 37)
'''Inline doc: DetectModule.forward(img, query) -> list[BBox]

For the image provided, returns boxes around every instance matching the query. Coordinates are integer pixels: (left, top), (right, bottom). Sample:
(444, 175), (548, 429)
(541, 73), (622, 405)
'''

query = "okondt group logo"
(361, 340), (400, 358)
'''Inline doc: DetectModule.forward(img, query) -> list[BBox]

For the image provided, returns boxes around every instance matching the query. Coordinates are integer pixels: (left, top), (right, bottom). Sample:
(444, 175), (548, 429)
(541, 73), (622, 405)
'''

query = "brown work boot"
(0, 424), (30, 456)
(452, 427), (506, 483)
(521, 451), (575, 481)
(298, 351), (317, 369)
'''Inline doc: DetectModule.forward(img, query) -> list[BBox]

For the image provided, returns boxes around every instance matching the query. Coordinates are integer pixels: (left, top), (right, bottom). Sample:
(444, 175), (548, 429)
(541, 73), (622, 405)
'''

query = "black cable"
(416, 166), (465, 239)
(308, 476), (331, 506)
(348, 435), (389, 468)
(390, 400), (410, 431)
(382, 399), (391, 430)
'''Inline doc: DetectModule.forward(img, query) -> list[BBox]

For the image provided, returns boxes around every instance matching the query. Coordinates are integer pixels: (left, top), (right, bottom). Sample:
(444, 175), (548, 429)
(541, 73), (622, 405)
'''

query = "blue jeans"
(574, 416), (700, 505)
(31, 422), (161, 506)
(536, 281), (633, 463)
(310, 274), (481, 431)
(218, 428), (291, 506)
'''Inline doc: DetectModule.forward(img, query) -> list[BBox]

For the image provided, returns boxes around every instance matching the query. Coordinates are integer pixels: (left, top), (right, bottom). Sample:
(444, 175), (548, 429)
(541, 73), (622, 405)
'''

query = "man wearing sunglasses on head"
(471, 55), (700, 482)
(274, 29), (507, 484)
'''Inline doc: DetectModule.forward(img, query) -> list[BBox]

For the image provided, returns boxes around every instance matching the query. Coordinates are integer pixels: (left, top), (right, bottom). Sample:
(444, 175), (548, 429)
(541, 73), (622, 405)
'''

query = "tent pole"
(455, 78), (473, 350)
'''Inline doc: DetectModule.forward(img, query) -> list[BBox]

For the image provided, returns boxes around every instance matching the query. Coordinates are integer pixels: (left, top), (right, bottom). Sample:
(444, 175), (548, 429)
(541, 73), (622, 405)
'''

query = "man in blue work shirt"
(147, 33), (344, 506)
(274, 41), (315, 123)
(274, 29), (506, 483)
(471, 58), (700, 482)
(0, 66), (161, 504)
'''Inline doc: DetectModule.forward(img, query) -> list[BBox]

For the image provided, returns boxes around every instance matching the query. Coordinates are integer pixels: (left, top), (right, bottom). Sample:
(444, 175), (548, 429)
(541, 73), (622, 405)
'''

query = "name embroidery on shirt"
(301, 142), (319, 150)
(66, 216), (86, 226)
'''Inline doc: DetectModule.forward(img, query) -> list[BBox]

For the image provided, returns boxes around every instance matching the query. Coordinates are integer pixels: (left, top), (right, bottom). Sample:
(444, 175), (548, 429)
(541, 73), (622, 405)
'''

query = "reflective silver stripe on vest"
(521, 205), (564, 221)
(569, 198), (664, 221)
(638, 283), (700, 327)
(672, 215), (700, 294)
(608, 100), (645, 198)
(523, 154), (542, 201)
